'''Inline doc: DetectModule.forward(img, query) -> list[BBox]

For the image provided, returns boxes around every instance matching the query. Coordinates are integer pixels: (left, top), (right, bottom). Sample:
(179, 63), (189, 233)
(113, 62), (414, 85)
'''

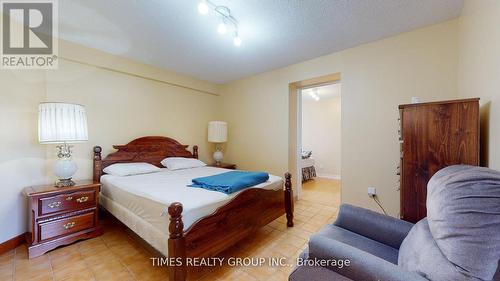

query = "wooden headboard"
(93, 136), (198, 182)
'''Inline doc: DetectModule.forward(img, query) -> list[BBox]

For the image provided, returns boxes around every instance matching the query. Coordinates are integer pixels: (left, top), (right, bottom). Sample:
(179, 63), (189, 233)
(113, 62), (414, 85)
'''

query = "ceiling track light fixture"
(198, 0), (242, 47)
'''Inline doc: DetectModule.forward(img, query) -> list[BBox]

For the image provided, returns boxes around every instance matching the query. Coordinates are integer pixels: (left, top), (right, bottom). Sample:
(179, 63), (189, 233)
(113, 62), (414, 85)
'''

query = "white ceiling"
(58, 0), (464, 84)
(302, 83), (341, 101)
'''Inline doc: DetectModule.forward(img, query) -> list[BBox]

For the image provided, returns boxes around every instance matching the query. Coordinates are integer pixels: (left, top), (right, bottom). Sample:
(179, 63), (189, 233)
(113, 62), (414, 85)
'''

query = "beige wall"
(0, 40), (219, 243)
(302, 96), (341, 177)
(220, 20), (459, 216)
(457, 0), (500, 170)
(0, 71), (47, 244)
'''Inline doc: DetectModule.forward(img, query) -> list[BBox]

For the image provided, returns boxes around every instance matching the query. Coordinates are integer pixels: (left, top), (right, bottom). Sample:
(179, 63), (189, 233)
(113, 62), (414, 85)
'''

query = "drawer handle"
(48, 202), (61, 208)
(63, 222), (76, 229)
(66, 196), (73, 201)
(76, 196), (89, 203)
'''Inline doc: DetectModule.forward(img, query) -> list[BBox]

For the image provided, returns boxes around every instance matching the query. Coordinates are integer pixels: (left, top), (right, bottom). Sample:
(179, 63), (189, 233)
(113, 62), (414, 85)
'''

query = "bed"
(301, 157), (316, 181)
(93, 136), (293, 281)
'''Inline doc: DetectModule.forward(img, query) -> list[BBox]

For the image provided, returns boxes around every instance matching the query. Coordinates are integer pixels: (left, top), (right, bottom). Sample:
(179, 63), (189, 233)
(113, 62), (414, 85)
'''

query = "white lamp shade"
(38, 103), (89, 143)
(208, 121), (227, 143)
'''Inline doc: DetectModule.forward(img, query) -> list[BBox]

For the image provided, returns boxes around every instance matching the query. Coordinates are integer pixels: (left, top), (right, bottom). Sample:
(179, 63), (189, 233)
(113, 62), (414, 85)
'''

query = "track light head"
(233, 34), (242, 46)
(217, 22), (227, 34)
(198, 1), (209, 14)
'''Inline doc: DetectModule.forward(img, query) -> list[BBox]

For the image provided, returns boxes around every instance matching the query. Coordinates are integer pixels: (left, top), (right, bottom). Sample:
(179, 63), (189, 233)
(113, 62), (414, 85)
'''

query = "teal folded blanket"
(190, 171), (270, 194)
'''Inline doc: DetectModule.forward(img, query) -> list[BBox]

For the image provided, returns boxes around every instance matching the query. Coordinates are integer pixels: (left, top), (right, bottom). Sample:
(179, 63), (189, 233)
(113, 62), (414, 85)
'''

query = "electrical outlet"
(368, 187), (377, 197)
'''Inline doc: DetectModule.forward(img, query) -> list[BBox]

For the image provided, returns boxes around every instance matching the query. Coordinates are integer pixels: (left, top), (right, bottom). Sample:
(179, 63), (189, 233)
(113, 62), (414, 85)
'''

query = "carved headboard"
(93, 136), (198, 182)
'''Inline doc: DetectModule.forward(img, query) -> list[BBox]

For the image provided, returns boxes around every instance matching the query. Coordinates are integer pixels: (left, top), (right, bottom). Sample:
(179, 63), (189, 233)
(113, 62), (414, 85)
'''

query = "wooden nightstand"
(23, 180), (102, 258)
(209, 163), (237, 169)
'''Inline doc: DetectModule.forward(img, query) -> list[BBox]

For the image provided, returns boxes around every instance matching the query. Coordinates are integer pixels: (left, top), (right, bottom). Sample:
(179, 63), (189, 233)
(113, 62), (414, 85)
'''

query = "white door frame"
(289, 73), (342, 200)
(295, 88), (303, 198)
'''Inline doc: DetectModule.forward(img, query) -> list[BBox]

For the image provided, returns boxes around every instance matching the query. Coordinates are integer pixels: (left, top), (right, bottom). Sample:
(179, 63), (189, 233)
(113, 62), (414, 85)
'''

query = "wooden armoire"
(399, 98), (480, 223)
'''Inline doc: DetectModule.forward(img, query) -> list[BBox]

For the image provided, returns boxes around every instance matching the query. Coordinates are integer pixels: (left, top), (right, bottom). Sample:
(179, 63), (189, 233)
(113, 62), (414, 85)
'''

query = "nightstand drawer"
(39, 212), (95, 241)
(39, 190), (96, 216)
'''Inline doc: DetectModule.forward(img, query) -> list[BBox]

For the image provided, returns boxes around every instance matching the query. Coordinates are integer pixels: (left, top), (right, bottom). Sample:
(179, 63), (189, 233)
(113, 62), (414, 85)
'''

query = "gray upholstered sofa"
(290, 165), (500, 281)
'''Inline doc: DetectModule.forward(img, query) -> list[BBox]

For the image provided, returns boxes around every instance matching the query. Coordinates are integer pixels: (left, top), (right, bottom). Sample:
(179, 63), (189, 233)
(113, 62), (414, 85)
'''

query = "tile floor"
(0, 178), (341, 281)
(301, 177), (341, 207)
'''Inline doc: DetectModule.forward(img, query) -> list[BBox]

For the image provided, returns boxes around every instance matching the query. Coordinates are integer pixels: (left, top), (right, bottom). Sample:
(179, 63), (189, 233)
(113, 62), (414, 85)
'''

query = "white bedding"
(100, 166), (283, 233)
(301, 157), (315, 168)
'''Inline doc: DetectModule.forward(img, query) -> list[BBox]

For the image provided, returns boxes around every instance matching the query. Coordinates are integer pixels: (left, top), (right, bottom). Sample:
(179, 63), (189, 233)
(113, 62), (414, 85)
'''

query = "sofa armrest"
(334, 204), (414, 249)
(309, 235), (427, 281)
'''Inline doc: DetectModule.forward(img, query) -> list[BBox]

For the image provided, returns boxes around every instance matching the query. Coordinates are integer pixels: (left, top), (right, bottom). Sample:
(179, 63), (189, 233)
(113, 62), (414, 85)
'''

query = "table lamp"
(38, 102), (88, 187)
(208, 121), (227, 165)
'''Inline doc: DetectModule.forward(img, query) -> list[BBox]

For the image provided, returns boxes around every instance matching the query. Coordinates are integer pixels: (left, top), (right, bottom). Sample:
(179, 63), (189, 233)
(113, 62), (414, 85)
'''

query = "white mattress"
(100, 167), (283, 234)
(301, 157), (315, 168)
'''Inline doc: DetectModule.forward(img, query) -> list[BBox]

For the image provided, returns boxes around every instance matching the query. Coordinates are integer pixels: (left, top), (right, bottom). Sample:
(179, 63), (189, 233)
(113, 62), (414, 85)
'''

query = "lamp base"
(213, 150), (223, 165)
(53, 143), (78, 188)
(55, 178), (75, 188)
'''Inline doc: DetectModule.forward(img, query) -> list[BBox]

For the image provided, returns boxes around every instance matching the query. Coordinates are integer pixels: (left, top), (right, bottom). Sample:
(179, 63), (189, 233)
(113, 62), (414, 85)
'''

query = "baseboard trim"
(317, 174), (341, 180)
(0, 233), (26, 255)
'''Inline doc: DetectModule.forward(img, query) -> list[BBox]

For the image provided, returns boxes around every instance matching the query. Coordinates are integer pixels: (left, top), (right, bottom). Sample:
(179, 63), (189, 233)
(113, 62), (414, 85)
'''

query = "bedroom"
(299, 83), (342, 207)
(1, 1), (500, 281)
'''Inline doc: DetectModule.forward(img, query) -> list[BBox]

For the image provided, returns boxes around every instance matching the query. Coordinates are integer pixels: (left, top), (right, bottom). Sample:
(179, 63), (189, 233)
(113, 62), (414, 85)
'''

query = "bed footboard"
(168, 173), (293, 281)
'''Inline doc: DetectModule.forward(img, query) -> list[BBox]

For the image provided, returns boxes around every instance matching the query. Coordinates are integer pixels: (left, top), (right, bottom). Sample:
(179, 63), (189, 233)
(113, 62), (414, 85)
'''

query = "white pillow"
(161, 157), (206, 170)
(103, 162), (161, 177)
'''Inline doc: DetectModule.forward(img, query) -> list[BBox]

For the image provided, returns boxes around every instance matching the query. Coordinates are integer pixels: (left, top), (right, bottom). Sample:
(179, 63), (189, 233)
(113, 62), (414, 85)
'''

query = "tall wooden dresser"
(399, 98), (480, 223)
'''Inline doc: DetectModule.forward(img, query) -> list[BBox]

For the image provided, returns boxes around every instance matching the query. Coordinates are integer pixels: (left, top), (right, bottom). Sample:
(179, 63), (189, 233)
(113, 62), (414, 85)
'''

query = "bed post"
(285, 172), (294, 227)
(93, 146), (102, 183)
(193, 145), (198, 159)
(168, 202), (187, 281)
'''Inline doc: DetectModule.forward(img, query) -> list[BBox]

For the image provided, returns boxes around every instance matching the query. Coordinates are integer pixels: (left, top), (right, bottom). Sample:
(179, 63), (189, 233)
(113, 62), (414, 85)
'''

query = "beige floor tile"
(14, 266), (53, 281)
(207, 264), (243, 280)
(14, 256), (51, 275)
(82, 248), (117, 266)
(0, 266), (13, 281)
(93, 270), (135, 281)
(0, 251), (14, 264)
(49, 243), (80, 258)
(301, 222), (323, 233)
(0, 259), (13, 271)
(50, 251), (85, 272)
(57, 274), (96, 281)
(196, 273), (218, 281)
(53, 263), (94, 281)
(119, 250), (150, 267)
(89, 259), (135, 281)
(79, 241), (109, 258)
(231, 270), (258, 281)
(125, 258), (156, 276)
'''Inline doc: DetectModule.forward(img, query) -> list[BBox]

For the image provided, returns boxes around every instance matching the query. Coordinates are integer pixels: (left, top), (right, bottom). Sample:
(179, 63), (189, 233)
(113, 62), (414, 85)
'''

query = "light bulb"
(309, 92), (320, 101)
(198, 1), (209, 15)
(233, 36), (241, 46)
(217, 23), (227, 34)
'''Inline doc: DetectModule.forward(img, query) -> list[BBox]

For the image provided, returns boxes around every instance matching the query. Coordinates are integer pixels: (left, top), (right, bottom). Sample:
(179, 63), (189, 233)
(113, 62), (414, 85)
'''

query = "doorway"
(300, 84), (341, 206)
(288, 73), (341, 207)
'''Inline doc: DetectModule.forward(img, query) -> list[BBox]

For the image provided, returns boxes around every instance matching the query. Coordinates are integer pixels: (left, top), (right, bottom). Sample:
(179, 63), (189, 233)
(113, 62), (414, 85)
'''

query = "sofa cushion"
(309, 234), (427, 281)
(316, 224), (399, 264)
(289, 263), (353, 281)
(426, 165), (500, 280)
(399, 218), (478, 281)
